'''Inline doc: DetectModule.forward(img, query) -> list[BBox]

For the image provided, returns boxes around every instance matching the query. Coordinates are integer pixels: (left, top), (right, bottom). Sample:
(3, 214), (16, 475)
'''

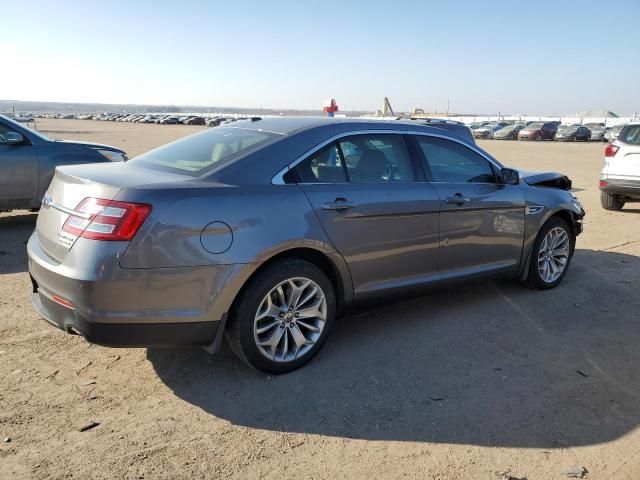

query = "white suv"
(600, 122), (640, 210)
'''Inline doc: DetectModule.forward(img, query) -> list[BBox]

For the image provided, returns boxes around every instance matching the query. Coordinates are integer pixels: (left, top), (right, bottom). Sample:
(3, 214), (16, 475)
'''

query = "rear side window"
(285, 143), (347, 183)
(619, 125), (640, 145)
(285, 134), (416, 184)
(417, 136), (497, 183)
(129, 128), (277, 176)
(339, 134), (415, 183)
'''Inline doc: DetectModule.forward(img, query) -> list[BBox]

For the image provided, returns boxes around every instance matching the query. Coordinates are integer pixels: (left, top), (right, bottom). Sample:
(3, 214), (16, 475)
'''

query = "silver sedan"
(29, 118), (584, 373)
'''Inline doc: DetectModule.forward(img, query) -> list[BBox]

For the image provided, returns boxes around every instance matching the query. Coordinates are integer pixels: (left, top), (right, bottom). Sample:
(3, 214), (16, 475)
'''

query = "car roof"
(222, 116), (471, 140)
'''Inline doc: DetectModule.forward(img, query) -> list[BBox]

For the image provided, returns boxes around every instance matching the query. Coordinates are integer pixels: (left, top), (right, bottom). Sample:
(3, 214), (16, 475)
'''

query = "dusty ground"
(1, 119), (639, 480)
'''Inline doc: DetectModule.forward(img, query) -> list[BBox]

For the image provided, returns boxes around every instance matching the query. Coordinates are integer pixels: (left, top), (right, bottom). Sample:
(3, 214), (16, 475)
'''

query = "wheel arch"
(228, 247), (352, 318)
(518, 208), (579, 281)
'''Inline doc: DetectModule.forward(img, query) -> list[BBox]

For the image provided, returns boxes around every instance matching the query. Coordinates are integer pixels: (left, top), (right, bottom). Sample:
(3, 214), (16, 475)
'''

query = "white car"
(13, 113), (34, 123)
(600, 122), (640, 210)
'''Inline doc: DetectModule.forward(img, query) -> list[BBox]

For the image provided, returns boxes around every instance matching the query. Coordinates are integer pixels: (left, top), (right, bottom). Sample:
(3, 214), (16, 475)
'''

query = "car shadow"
(0, 212), (37, 274)
(148, 248), (640, 448)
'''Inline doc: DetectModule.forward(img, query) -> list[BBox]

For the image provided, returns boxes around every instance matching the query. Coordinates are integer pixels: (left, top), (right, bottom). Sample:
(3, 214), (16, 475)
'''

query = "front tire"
(225, 259), (336, 374)
(526, 217), (575, 290)
(600, 191), (625, 211)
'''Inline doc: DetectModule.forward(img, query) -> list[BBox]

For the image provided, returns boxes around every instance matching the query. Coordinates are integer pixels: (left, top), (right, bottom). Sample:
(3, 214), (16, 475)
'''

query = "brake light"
(62, 197), (152, 241)
(605, 144), (619, 157)
(599, 180), (608, 188)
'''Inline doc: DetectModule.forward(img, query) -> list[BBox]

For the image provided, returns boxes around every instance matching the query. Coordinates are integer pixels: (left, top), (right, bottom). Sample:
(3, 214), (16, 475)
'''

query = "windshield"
(0, 114), (50, 140)
(498, 125), (517, 132)
(526, 123), (543, 130)
(558, 125), (577, 131)
(129, 127), (279, 176)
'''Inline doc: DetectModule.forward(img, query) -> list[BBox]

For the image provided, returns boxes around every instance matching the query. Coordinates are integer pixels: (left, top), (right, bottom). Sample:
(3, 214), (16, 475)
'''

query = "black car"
(409, 118), (475, 144)
(185, 116), (206, 125)
(0, 114), (127, 212)
(555, 125), (591, 142)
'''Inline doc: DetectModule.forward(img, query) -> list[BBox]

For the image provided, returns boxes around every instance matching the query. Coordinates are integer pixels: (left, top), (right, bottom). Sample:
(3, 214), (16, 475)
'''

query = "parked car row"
(470, 120), (626, 142)
(36, 112), (256, 127)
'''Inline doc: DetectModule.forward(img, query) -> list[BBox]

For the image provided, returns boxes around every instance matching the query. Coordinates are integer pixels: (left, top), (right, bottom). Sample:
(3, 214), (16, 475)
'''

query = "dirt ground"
(1, 119), (639, 480)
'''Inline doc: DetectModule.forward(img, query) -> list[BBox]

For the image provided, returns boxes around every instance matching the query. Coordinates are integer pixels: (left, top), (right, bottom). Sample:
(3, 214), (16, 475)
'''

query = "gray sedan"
(28, 118), (584, 373)
(0, 114), (127, 212)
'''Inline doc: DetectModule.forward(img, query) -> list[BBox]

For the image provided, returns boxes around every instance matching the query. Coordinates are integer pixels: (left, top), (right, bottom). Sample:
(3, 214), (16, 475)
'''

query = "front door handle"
(445, 194), (471, 205)
(322, 198), (356, 210)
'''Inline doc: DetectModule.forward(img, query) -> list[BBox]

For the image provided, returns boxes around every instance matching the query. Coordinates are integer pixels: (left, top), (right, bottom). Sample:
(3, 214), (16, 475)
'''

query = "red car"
(518, 122), (558, 141)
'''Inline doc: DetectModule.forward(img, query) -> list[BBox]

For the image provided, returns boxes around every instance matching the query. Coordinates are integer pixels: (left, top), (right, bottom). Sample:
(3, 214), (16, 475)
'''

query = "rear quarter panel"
(118, 184), (337, 268)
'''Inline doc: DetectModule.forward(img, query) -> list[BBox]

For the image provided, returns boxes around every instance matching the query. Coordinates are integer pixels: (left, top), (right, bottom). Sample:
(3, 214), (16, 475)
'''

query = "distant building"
(572, 109), (619, 118)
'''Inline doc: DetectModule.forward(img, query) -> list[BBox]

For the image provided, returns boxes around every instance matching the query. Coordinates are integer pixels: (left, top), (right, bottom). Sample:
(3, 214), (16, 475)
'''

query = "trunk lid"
(36, 162), (190, 262)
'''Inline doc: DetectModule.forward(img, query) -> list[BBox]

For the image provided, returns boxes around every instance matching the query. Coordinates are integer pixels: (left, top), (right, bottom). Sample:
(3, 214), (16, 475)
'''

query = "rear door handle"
(445, 194), (470, 205)
(322, 199), (356, 210)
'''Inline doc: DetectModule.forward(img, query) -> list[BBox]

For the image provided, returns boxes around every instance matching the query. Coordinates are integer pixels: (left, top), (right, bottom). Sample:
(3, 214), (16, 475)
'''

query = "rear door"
(414, 135), (525, 278)
(0, 120), (39, 209)
(287, 133), (441, 297)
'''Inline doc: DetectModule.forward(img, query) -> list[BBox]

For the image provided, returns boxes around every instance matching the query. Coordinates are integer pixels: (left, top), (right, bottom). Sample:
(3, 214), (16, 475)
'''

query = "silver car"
(28, 118), (584, 373)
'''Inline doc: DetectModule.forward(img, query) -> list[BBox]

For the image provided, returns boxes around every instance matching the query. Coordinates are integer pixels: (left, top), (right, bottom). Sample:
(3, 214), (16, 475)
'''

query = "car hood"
(52, 139), (125, 153)
(518, 170), (572, 190)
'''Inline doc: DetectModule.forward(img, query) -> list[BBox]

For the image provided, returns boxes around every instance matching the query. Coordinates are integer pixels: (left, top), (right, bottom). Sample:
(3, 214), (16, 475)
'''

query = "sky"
(2, 0), (639, 115)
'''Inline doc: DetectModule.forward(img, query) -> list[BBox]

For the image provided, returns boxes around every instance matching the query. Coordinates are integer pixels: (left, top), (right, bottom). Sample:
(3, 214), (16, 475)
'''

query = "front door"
(0, 121), (39, 210)
(414, 135), (525, 278)
(287, 133), (441, 298)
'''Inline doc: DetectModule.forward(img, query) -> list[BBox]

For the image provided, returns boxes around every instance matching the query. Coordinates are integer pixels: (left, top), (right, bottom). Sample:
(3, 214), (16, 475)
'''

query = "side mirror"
(500, 168), (520, 185)
(1, 131), (25, 145)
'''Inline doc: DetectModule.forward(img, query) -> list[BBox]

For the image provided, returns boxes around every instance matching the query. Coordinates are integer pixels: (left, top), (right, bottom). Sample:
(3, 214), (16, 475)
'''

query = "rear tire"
(600, 191), (625, 211)
(526, 217), (575, 290)
(225, 258), (336, 374)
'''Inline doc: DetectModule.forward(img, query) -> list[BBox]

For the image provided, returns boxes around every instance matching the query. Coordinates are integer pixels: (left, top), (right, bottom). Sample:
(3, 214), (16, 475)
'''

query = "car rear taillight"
(599, 180), (608, 188)
(605, 144), (619, 157)
(62, 197), (152, 241)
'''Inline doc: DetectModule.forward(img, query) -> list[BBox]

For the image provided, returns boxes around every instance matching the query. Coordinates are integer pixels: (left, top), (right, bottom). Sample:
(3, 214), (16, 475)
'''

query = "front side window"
(284, 134), (417, 184)
(417, 136), (497, 184)
(0, 122), (9, 139)
(338, 134), (415, 183)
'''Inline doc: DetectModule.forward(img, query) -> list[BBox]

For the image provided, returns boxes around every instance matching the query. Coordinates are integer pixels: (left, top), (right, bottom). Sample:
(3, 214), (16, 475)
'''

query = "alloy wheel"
(537, 227), (570, 283)
(253, 277), (327, 362)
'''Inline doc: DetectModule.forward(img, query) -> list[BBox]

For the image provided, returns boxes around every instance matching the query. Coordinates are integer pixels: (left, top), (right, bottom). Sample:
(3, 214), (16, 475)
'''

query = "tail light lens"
(62, 198), (152, 241)
(605, 144), (619, 157)
(599, 180), (608, 188)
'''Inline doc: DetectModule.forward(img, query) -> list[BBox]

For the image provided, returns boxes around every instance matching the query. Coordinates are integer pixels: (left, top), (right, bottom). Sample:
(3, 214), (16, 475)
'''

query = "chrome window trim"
(271, 129), (504, 185)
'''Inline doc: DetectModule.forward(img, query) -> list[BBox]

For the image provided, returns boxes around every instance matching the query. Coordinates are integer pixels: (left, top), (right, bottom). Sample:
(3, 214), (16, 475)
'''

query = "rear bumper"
(600, 178), (640, 198)
(30, 286), (220, 347)
(27, 232), (247, 348)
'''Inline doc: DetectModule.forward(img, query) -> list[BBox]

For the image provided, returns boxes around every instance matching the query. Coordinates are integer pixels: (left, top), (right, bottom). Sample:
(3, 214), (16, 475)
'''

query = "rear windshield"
(129, 127), (278, 176)
(618, 125), (640, 145)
